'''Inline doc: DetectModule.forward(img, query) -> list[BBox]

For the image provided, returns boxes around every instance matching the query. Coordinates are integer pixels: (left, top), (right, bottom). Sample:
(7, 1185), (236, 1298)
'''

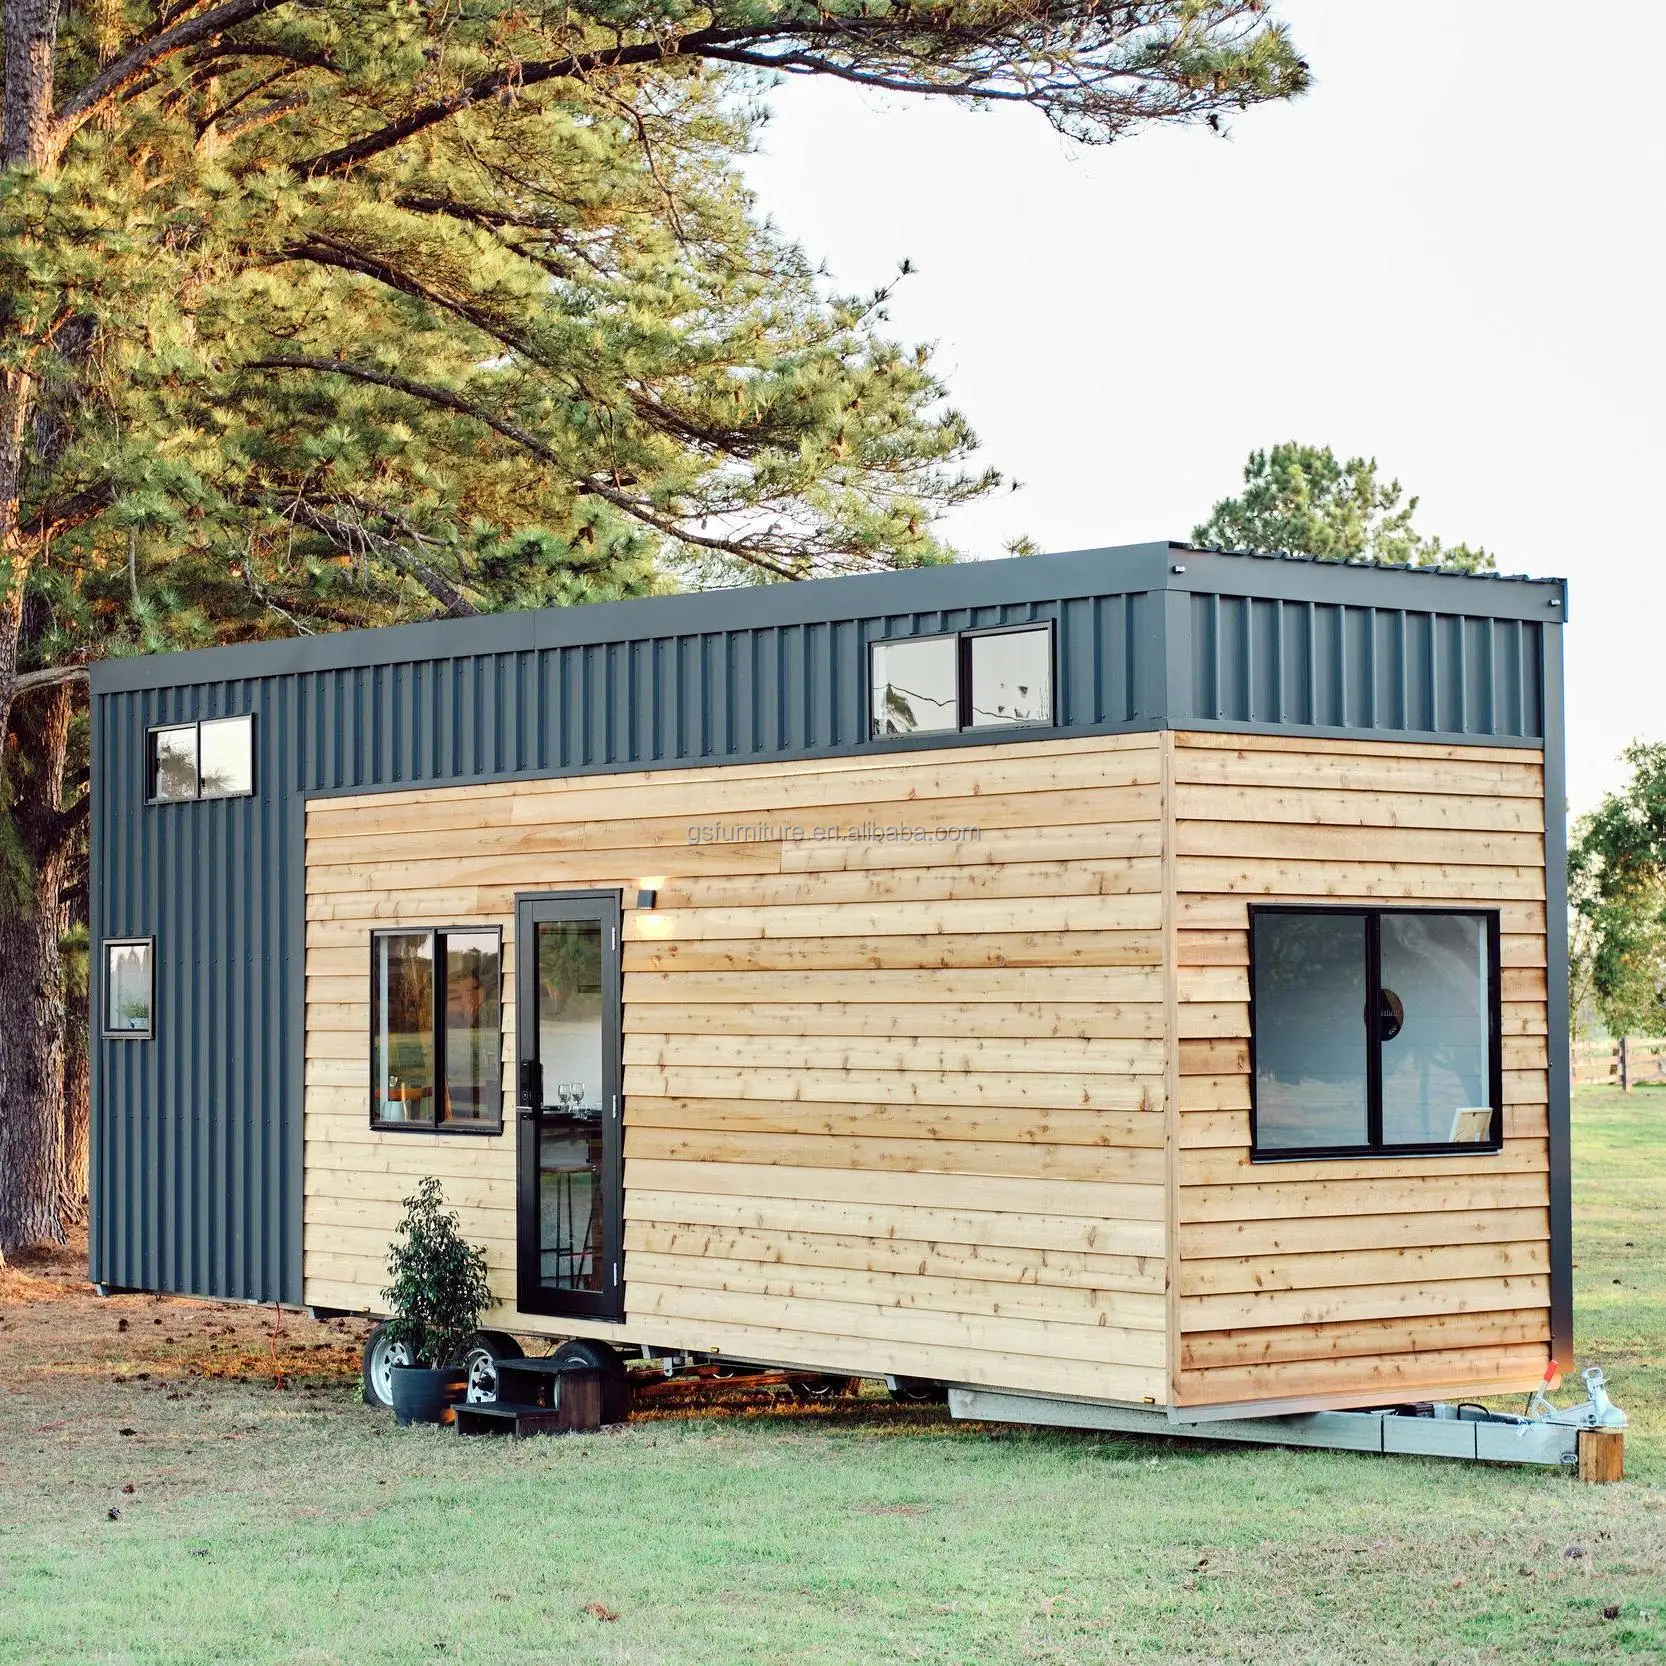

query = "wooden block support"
(1577, 1427), (1624, 1484)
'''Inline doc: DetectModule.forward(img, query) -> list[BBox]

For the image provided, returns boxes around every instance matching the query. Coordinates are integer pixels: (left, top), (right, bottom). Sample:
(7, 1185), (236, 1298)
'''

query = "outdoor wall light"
(636, 889), (658, 910)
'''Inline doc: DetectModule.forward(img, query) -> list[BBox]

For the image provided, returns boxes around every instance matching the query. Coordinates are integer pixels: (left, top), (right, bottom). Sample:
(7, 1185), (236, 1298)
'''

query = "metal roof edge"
(86, 537), (1566, 696)
(86, 542), (1175, 694)
(1167, 544), (1568, 622)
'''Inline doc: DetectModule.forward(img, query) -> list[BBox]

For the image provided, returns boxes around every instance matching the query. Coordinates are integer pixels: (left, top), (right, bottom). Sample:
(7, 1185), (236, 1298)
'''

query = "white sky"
(742, 0), (1666, 816)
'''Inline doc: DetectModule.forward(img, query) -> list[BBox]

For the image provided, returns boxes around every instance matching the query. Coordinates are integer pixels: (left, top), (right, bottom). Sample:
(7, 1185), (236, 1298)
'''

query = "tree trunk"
(2, 0), (80, 1253)
(0, 0), (58, 741)
(0, 682), (76, 1256)
(2, 0), (59, 172)
(61, 939), (90, 1226)
(0, 848), (69, 1253)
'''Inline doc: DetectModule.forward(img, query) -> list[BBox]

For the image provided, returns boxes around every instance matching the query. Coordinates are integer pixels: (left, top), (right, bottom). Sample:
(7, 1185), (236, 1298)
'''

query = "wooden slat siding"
(302, 732), (1169, 1403)
(1170, 733), (1553, 1408)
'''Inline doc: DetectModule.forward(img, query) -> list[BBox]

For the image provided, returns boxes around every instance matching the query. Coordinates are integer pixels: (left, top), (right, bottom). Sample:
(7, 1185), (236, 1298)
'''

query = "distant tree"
(1571, 743), (1666, 1039)
(1193, 442), (1494, 571)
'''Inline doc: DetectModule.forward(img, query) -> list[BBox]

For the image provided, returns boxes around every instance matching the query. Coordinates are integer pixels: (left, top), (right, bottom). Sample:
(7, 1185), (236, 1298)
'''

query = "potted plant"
(380, 1177), (494, 1427)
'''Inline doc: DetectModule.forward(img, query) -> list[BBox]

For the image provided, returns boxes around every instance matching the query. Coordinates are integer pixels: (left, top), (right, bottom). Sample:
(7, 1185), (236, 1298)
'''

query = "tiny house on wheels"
(88, 541), (1584, 1458)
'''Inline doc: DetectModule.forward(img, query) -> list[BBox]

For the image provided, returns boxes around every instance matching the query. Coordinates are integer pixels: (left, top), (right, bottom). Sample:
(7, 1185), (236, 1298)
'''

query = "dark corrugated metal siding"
(1184, 594), (1544, 739)
(91, 676), (296, 1302)
(88, 543), (1566, 1304)
(284, 594), (1151, 791)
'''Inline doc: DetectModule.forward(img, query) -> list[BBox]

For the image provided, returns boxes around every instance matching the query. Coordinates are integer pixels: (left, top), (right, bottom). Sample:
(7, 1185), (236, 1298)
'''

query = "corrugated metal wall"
(289, 594), (1151, 791)
(91, 677), (296, 1302)
(89, 547), (1562, 1304)
(1183, 594), (1544, 739)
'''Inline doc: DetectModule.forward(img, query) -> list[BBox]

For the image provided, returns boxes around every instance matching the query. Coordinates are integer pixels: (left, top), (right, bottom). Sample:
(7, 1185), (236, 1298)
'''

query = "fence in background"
(1572, 1036), (1666, 1090)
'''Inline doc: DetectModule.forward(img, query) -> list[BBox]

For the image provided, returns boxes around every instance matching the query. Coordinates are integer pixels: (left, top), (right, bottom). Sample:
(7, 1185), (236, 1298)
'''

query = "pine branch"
(299, 33), (733, 177)
(53, 0), (292, 149)
(243, 356), (808, 577)
(243, 356), (564, 465)
(272, 498), (479, 617)
(275, 237), (535, 362)
(12, 664), (89, 696)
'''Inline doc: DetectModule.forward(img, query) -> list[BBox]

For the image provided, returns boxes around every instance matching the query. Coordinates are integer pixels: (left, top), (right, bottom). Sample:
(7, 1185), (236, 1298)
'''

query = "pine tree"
(0, 0), (1309, 1253)
(1193, 442), (1495, 572)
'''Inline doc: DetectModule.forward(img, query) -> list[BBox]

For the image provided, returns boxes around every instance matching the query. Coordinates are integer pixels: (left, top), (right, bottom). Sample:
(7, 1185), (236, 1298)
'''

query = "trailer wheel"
(362, 1322), (411, 1409)
(461, 1331), (526, 1404)
(796, 1374), (864, 1401)
(888, 1377), (948, 1405)
(550, 1338), (631, 1424)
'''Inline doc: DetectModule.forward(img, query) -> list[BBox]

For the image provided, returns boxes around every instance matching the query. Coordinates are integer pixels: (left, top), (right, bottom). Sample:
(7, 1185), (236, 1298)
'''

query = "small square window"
(967, 627), (1054, 729)
(149, 726), (199, 802)
(199, 715), (255, 798)
(104, 940), (154, 1038)
(870, 636), (958, 739)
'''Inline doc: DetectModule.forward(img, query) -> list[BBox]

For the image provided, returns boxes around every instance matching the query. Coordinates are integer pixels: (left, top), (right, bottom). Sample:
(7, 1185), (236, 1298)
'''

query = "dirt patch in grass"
(0, 1227), (371, 1399)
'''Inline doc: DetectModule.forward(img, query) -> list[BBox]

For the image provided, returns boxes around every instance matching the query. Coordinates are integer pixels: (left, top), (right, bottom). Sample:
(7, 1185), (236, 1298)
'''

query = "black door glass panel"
(534, 918), (606, 1294)
(967, 628), (1053, 728)
(1380, 912), (1492, 1145)
(1252, 911), (1369, 1150)
(870, 637), (957, 738)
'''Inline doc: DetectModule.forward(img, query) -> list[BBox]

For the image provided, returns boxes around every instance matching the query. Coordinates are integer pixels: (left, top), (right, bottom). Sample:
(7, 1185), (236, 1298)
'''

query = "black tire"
(362, 1321), (413, 1409)
(887, 1376), (947, 1405)
(550, 1338), (631, 1424)
(796, 1374), (864, 1401)
(461, 1330), (526, 1404)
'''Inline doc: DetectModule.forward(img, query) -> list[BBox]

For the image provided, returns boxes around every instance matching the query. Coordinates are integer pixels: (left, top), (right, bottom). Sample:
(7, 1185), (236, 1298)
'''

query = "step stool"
(454, 1357), (604, 1437)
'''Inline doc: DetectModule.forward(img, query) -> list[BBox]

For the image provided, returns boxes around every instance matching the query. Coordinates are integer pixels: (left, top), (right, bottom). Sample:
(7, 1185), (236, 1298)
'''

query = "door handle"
(518, 1057), (543, 1113)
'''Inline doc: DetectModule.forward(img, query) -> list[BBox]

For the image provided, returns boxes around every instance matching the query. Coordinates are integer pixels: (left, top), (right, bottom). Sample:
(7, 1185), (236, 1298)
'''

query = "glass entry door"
(514, 892), (623, 1320)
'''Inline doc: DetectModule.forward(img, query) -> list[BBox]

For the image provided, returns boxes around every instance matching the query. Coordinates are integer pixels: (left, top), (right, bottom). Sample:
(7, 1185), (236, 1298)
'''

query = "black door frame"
(514, 890), (625, 1321)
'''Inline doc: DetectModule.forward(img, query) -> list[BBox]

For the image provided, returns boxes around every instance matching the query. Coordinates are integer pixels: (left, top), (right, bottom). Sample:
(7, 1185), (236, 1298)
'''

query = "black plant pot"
(389, 1364), (467, 1427)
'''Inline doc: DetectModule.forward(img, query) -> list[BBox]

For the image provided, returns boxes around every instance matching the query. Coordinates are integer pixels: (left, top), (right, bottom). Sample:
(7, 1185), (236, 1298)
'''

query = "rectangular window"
(103, 940), (154, 1039)
(148, 715), (255, 802)
(371, 928), (503, 1132)
(966, 626), (1054, 730)
(149, 726), (199, 802)
(1250, 906), (1501, 1160)
(870, 636), (958, 738)
(868, 623), (1054, 741)
(444, 931), (503, 1126)
(199, 715), (256, 797)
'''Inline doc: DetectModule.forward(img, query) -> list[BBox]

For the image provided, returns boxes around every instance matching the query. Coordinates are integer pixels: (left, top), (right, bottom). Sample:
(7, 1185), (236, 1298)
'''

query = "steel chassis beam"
(948, 1388), (1580, 1467)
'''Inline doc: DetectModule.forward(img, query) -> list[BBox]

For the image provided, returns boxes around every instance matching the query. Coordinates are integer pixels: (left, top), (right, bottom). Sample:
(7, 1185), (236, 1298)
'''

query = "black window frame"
(867, 620), (1057, 743)
(101, 937), (155, 1041)
(1247, 903), (1504, 1163)
(146, 714), (257, 804)
(369, 925), (505, 1136)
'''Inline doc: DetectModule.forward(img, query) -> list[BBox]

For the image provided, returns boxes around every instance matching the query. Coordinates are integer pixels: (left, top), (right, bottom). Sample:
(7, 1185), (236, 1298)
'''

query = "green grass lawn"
(2, 1087), (1662, 1666)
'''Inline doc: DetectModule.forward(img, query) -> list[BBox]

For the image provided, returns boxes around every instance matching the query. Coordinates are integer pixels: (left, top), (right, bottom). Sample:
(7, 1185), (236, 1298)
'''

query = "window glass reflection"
(105, 942), (153, 1034)
(536, 920), (605, 1293)
(870, 637), (957, 738)
(443, 931), (501, 1124)
(1381, 913), (1492, 1144)
(1252, 912), (1369, 1150)
(372, 932), (436, 1126)
(149, 727), (198, 802)
(968, 628), (1053, 728)
(199, 716), (254, 798)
